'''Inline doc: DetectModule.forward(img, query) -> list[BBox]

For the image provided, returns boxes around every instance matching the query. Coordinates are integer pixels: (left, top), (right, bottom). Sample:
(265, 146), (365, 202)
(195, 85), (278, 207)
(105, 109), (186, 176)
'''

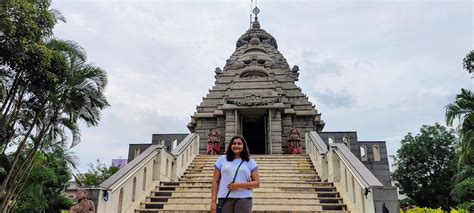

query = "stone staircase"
(135, 155), (349, 212)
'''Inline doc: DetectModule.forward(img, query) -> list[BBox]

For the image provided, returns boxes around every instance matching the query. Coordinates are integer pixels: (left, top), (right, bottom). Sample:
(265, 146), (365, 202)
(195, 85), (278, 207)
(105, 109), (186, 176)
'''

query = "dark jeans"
(218, 197), (253, 213)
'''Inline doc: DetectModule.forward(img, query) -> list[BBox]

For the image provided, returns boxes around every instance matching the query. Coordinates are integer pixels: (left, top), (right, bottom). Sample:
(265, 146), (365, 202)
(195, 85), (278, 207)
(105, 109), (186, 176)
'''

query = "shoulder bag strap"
(220, 160), (245, 206)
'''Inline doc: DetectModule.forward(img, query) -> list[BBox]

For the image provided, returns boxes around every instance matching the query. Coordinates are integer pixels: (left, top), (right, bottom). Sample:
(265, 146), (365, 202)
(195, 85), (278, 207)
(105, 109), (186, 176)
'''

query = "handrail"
(308, 131), (329, 154)
(305, 131), (398, 213)
(100, 133), (199, 192)
(100, 145), (164, 192)
(331, 143), (383, 188)
(171, 133), (198, 156)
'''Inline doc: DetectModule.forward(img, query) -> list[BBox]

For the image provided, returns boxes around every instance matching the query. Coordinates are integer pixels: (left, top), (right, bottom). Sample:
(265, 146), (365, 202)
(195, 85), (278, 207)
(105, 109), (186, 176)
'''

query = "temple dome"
(236, 18), (278, 49)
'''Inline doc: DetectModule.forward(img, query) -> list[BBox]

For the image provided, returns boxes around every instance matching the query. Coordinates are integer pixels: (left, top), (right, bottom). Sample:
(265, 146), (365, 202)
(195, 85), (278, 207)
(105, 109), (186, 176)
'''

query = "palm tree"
(445, 51), (474, 208)
(446, 88), (474, 165)
(1, 38), (109, 211)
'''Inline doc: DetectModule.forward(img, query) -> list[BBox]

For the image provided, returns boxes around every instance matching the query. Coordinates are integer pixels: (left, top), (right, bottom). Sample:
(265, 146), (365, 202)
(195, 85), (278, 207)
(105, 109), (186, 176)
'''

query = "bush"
(400, 207), (471, 213)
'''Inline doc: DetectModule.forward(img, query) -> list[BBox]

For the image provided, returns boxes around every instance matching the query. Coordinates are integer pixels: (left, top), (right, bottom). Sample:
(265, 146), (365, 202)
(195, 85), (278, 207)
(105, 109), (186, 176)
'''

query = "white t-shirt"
(214, 155), (259, 198)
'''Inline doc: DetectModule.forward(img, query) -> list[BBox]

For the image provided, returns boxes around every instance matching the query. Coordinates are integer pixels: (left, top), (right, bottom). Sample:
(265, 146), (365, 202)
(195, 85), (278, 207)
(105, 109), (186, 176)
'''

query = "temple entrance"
(241, 111), (267, 154)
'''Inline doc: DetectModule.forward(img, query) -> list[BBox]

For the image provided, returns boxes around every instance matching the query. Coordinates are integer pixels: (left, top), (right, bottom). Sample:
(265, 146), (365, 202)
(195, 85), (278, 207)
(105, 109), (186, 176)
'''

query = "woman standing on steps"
(210, 135), (260, 213)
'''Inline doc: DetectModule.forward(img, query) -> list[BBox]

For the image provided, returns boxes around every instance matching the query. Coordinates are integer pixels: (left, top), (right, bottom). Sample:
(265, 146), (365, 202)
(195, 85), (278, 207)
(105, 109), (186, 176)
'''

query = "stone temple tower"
(187, 13), (325, 154)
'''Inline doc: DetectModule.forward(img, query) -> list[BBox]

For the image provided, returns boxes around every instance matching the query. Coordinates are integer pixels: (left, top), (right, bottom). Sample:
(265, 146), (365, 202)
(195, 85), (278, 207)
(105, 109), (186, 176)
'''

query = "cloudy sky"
(51, 0), (473, 172)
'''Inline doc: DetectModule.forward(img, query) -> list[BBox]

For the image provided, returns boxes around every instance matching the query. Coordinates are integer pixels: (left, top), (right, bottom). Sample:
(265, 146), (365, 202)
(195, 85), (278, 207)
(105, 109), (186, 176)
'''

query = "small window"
(118, 188), (124, 213)
(172, 139), (178, 150)
(134, 148), (140, 158)
(360, 145), (368, 161)
(160, 139), (165, 145)
(343, 136), (350, 149)
(132, 177), (136, 201)
(142, 168), (147, 191)
(328, 137), (335, 144)
(373, 145), (381, 161)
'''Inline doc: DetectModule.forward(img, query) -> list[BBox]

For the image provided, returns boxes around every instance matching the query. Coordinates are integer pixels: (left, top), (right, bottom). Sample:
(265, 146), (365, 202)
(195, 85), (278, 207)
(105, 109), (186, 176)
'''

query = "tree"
(445, 50), (474, 209)
(392, 123), (457, 209)
(13, 148), (74, 212)
(80, 159), (119, 187)
(0, 1), (109, 211)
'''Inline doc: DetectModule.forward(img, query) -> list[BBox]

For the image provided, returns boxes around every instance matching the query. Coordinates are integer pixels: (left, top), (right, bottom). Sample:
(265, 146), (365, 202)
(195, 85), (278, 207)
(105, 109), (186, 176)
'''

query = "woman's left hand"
(228, 183), (239, 191)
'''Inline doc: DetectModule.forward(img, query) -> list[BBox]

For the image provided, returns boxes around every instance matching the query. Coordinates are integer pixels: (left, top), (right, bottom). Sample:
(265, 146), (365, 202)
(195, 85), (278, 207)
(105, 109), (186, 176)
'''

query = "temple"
(98, 7), (399, 212)
(129, 13), (392, 187)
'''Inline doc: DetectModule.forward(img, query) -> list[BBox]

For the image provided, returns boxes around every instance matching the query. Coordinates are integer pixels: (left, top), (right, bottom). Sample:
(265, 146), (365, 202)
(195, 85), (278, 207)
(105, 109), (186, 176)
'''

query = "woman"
(210, 135), (260, 213)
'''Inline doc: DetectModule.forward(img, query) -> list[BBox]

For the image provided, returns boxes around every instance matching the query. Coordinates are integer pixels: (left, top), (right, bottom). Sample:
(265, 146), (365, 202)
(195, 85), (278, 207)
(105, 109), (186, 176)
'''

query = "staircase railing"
(305, 131), (398, 213)
(92, 133), (199, 213)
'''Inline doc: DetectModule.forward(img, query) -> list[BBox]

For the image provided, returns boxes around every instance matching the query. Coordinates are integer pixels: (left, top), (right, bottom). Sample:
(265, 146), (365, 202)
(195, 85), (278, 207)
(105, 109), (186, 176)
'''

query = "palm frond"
(49, 8), (66, 23)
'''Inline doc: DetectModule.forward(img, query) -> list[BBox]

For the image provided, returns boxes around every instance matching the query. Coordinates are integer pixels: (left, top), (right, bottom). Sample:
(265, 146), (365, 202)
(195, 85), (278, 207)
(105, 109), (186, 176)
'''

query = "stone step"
(142, 197), (343, 206)
(135, 154), (349, 213)
(184, 170), (317, 175)
(150, 191), (340, 198)
(190, 160), (314, 163)
(159, 182), (331, 187)
(135, 209), (350, 213)
(180, 177), (321, 182)
(155, 186), (337, 193)
(194, 155), (310, 158)
(147, 192), (339, 199)
(160, 180), (328, 185)
(156, 203), (347, 211)
(183, 173), (318, 177)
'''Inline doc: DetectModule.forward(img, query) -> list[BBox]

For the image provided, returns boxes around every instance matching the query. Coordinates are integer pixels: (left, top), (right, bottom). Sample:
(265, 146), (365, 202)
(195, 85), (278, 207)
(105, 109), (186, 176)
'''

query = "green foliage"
(393, 123), (457, 209)
(80, 159), (119, 187)
(400, 197), (416, 208)
(0, 0), (109, 210)
(445, 50), (474, 209)
(14, 149), (74, 212)
(400, 207), (469, 213)
(463, 50), (474, 74)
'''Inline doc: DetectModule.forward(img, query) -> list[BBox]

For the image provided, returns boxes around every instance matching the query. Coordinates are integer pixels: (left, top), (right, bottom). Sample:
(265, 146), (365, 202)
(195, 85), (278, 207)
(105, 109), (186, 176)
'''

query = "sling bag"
(217, 160), (245, 213)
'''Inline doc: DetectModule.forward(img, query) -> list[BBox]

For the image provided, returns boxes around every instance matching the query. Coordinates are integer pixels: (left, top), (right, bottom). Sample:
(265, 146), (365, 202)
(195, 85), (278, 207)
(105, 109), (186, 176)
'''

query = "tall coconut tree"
(1, 38), (109, 211)
(445, 51), (474, 208)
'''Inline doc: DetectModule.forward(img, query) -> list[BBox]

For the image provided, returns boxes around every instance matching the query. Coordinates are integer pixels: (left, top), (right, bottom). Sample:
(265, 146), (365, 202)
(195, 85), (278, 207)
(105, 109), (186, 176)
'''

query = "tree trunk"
(0, 105), (44, 209)
(0, 72), (21, 115)
(0, 108), (52, 211)
(1, 88), (26, 153)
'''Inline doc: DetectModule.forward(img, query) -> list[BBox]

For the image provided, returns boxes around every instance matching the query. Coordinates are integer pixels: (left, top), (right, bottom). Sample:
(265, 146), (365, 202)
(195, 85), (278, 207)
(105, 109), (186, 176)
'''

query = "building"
(97, 7), (400, 213)
(129, 14), (392, 186)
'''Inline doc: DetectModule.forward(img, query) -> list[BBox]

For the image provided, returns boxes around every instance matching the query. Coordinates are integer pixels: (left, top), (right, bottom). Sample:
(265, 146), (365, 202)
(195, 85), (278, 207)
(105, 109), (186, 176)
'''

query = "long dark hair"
(225, 135), (250, 162)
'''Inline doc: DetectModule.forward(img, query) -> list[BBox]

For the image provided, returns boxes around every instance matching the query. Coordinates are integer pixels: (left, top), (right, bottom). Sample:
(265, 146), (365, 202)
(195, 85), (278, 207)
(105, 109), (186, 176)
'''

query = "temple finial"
(251, 6), (260, 29)
(249, 0), (261, 29)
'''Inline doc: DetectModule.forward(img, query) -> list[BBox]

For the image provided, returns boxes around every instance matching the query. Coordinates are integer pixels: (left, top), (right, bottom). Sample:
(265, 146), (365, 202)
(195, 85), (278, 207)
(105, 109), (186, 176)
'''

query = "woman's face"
(231, 138), (244, 155)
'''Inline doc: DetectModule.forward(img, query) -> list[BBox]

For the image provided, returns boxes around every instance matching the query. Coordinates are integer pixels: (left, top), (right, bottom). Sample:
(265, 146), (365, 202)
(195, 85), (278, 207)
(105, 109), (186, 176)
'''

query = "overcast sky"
(51, 0), (473, 172)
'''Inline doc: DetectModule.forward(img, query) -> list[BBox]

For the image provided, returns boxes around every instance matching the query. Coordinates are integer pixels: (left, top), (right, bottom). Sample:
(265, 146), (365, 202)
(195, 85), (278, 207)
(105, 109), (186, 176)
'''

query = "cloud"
(312, 89), (356, 108)
(50, 0), (473, 173)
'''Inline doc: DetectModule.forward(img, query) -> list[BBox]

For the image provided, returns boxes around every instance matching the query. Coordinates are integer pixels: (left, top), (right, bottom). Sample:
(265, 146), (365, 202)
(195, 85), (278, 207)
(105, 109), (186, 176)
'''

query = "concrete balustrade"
(306, 131), (398, 213)
(92, 133), (199, 213)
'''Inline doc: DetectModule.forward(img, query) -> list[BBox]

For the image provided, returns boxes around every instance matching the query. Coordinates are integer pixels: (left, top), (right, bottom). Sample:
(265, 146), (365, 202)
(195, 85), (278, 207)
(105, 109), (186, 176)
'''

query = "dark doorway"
(242, 116), (266, 154)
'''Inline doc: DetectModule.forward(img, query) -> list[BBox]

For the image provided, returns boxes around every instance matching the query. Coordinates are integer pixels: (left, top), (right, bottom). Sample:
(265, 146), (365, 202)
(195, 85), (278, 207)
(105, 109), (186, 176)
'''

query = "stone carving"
(227, 95), (279, 106)
(291, 65), (299, 73)
(69, 188), (95, 213)
(288, 128), (303, 154)
(214, 67), (223, 75)
(207, 128), (221, 155)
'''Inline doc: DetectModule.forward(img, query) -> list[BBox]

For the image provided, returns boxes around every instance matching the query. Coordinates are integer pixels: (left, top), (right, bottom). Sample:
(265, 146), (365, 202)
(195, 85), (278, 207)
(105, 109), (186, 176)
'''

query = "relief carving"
(207, 128), (221, 155)
(226, 94), (279, 106)
(288, 128), (303, 154)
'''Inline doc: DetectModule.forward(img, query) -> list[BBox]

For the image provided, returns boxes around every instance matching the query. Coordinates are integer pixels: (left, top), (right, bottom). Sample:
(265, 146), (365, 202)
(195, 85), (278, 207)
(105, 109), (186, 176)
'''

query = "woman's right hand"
(210, 202), (217, 213)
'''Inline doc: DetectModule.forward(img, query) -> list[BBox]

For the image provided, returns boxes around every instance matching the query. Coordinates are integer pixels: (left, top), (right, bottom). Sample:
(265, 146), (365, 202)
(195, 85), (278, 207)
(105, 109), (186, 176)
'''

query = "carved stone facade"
(187, 18), (324, 154)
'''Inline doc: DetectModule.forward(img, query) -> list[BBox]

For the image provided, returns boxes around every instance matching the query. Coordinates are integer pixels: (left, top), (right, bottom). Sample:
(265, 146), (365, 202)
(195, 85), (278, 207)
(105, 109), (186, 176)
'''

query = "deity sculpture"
(288, 128), (303, 154)
(207, 128), (221, 155)
(69, 188), (95, 213)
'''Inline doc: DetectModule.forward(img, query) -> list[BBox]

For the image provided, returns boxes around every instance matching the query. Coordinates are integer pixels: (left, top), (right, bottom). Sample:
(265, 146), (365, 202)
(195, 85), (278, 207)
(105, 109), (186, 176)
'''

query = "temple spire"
(251, 6), (260, 29)
(250, 0), (260, 29)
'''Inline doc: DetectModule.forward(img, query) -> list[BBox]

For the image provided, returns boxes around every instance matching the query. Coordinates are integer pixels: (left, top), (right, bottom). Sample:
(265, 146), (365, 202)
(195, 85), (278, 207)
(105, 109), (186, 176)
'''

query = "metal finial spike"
(253, 6), (260, 18)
